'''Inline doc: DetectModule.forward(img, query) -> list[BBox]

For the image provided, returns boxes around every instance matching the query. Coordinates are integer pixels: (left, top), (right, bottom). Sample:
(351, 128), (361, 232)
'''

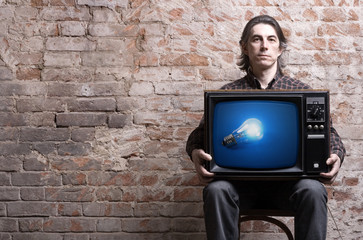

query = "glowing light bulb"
(222, 118), (263, 147)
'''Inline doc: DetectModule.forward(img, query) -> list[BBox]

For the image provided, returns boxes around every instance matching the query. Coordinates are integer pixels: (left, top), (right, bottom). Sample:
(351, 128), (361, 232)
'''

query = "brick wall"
(0, 0), (361, 239)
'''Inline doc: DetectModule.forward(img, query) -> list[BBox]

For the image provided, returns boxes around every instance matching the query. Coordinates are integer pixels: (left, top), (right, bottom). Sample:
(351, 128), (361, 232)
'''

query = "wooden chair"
(239, 209), (295, 240)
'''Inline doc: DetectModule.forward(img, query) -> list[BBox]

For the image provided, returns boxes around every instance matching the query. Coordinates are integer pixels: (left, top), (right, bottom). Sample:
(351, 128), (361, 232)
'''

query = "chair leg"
(239, 215), (294, 240)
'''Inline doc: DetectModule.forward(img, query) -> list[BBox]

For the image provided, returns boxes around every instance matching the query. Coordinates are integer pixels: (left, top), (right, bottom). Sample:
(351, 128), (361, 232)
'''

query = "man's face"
(243, 23), (282, 72)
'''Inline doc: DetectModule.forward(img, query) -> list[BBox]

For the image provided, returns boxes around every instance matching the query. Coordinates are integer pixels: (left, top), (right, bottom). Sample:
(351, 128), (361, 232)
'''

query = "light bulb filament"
(222, 118), (263, 147)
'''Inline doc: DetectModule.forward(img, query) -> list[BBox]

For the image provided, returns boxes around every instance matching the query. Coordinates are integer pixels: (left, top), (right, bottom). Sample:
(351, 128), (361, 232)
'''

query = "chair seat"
(239, 209), (295, 240)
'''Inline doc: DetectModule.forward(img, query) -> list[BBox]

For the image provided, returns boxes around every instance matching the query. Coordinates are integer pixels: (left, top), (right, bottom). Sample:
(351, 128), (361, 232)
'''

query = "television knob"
(314, 125), (319, 130)
(309, 106), (321, 120)
(307, 125), (312, 130)
(312, 107), (319, 116)
(319, 125), (324, 130)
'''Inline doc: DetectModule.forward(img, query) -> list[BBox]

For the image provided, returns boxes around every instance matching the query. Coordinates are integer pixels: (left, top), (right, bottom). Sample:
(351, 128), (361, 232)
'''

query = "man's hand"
(320, 153), (341, 184)
(191, 149), (215, 184)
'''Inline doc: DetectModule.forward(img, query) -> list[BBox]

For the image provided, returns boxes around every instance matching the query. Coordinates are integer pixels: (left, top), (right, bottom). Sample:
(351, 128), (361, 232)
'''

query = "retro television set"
(205, 89), (330, 179)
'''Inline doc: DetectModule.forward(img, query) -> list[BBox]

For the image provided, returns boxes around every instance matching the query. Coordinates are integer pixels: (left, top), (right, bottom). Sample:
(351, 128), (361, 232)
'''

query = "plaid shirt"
(186, 71), (346, 162)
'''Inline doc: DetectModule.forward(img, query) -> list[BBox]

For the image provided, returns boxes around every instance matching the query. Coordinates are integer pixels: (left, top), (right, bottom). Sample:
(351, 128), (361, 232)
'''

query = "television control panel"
(304, 93), (330, 174)
(306, 97), (326, 135)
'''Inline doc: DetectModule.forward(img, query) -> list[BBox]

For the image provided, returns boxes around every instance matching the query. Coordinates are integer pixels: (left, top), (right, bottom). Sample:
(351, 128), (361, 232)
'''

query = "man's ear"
(242, 43), (248, 56)
(278, 47), (283, 57)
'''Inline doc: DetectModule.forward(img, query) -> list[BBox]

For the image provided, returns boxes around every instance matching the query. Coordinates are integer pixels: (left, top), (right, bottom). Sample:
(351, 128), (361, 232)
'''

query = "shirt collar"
(246, 68), (281, 89)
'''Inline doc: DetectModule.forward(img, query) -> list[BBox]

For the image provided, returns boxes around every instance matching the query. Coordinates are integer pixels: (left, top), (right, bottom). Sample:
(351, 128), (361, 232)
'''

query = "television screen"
(212, 100), (300, 169)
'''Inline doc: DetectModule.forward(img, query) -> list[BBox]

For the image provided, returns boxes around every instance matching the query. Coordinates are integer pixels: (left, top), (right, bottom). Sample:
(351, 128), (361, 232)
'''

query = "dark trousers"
(203, 179), (327, 240)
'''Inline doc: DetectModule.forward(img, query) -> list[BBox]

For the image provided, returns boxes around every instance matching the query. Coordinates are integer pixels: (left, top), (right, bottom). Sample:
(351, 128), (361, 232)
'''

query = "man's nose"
(261, 40), (268, 50)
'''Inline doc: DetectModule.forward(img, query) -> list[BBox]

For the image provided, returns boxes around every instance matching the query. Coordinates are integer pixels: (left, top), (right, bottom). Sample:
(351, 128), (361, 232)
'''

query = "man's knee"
(205, 180), (232, 193)
(203, 180), (238, 202)
(293, 179), (327, 204)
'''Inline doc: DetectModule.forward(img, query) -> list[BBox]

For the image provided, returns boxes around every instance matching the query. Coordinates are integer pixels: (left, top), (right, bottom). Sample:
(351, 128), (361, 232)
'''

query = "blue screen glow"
(212, 100), (300, 169)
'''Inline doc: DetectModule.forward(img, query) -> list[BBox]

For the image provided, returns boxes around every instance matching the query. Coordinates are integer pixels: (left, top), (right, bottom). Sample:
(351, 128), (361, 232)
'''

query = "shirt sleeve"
(329, 118), (346, 163)
(185, 117), (205, 160)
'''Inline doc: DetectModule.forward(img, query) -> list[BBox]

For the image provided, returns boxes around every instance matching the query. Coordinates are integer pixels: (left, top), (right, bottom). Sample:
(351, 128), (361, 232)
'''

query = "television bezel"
(204, 89), (330, 180)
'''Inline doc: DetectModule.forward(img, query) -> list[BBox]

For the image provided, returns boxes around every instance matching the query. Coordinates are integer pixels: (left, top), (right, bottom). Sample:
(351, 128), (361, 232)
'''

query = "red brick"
(138, 187), (172, 202)
(16, 52), (43, 65)
(318, 23), (361, 36)
(88, 172), (137, 186)
(96, 218), (122, 232)
(19, 218), (44, 232)
(88, 23), (139, 37)
(342, 177), (359, 186)
(51, 157), (102, 171)
(45, 187), (95, 202)
(0, 67), (13, 80)
(0, 113), (26, 126)
(160, 53), (209, 66)
(168, 8), (184, 21)
(173, 127), (195, 140)
(348, 9), (359, 20)
(17, 98), (65, 112)
(20, 128), (70, 141)
(322, 8), (347, 22)
(122, 218), (171, 232)
(155, 82), (203, 95)
(46, 37), (96, 51)
(12, 172), (61, 186)
(0, 143), (31, 156)
(16, 67), (41, 80)
(313, 52), (362, 65)
(95, 187), (122, 201)
(303, 38), (327, 50)
(172, 218), (205, 232)
(83, 202), (133, 217)
(8, 202), (57, 217)
(49, 0), (76, 6)
(129, 81), (154, 96)
(135, 52), (159, 67)
(147, 126), (174, 140)
(332, 189), (353, 202)
(139, 174), (159, 186)
(129, 157), (180, 171)
(165, 173), (200, 186)
(0, 219), (18, 232)
(20, 187), (45, 201)
(56, 113), (107, 127)
(67, 98), (116, 112)
(0, 156), (22, 171)
(0, 187), (20, 201)
(159, 202), (204, 217)
(41, 6), (91, 21)
(145, 96), (172, 111)
(58, 203), (82, 216)
(255, 0), (273, 6)
(42, 68), (94, 82)
(302, 9), (318, 21)
(174, 187), (203, 202)
(71, 128), (95, 142)
(31, 0), (47, 6)
(43, 218), (96, 232)
(62, 172), (87, 185)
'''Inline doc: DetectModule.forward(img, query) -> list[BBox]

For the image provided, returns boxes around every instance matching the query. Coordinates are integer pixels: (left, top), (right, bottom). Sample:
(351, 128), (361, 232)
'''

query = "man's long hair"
(237, 15), (288, 73)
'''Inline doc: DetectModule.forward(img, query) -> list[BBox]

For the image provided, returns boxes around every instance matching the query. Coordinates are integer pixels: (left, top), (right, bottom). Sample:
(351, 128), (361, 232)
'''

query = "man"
(186, 15), (346, 240)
